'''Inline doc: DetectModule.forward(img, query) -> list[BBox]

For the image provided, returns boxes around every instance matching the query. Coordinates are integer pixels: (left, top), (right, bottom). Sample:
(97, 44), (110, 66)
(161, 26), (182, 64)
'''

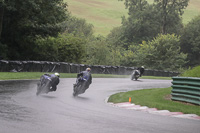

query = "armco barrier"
(171, 77), (200, 105)
(0, 60), (179, 76)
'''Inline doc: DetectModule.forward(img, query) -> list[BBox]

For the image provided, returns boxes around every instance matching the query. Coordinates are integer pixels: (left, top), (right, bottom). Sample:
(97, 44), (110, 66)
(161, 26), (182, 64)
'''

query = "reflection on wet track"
(0, 80), (38, 122)
(0, 78), (199, 133)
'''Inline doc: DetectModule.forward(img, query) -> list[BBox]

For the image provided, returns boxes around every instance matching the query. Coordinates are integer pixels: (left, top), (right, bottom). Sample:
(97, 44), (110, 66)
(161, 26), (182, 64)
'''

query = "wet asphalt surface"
(0, 78), (199, 133)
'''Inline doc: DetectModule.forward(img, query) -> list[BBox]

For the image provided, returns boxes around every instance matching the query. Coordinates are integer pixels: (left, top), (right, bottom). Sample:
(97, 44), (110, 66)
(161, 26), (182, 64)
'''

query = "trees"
(154, 0), (189, 34)
(108, 0), (189, 70)
(180, 15), (200, 67)
(85, 36), (112, 65)
(107, 27), (125, 65)
(132, 34), (187, 71)
(117, 0), (187, 47)
(0, 0), (4, 39)
(119, 45), (135, 67)
(0, 0), (196, 71)
(57, 34), (86, 63)
(1, 0), (68, 60)
(63, 15), (94, 38)
(34, 34), (86, 63)
(118, 0), (160, 46)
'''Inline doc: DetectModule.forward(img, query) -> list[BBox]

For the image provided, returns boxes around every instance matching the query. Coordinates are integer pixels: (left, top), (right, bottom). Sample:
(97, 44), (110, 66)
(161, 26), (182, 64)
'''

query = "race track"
(0, 78), (199, 133)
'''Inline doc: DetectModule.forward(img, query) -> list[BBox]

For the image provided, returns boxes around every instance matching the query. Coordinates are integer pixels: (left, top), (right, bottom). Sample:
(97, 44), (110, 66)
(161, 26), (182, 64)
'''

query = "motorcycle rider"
(39, 72), (60, 92)
(74, 68), (92, 91)
(137, 66), (145, 77)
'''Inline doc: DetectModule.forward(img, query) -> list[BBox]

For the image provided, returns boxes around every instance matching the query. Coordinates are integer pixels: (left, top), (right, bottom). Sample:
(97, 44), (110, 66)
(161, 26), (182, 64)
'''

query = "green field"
(65, 0), (200, 36)
(65, 0), (128, 36)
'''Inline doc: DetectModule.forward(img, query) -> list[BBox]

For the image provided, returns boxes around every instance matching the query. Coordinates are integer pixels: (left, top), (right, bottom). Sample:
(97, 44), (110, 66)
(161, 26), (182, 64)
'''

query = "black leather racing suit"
(40, 74), (60, 91)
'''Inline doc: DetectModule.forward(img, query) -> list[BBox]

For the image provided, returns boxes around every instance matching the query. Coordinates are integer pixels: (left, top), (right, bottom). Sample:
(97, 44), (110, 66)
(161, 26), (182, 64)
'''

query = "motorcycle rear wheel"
(73, 82), (85, 97)
(36, 81), (51, 96)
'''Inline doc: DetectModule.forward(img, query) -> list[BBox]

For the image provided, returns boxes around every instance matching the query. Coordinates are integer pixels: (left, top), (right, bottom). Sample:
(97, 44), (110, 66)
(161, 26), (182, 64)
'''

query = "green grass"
(183, 0), (200, 24)
(108, 87), (200, 115)
(108, 66), (200, 115)
(140, 76), (171, 80)
(0, 72), (45, 80)
(0, 72), (172, 80)
(65, 0), (200, 36)
(65, 0), (128, 36)
(0, 72), (128, 80)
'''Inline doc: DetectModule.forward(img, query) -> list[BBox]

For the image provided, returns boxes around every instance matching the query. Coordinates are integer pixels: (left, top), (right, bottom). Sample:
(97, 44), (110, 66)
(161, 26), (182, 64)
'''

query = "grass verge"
(108, 87), (200, 116)
(0, 72), (172, 80)
(0, 72), (129, 80)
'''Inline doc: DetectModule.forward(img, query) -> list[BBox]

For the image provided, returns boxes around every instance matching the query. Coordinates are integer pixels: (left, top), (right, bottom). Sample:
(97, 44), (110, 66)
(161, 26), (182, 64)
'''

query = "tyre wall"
(0, 60), (179, 77)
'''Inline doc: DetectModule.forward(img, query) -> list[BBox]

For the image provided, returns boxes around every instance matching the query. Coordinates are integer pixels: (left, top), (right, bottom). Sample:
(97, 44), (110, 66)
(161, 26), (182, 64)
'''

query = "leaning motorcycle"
(73, 77), (87, 97)
(36, 78), (51, 96)
(131, 70), (140, 80)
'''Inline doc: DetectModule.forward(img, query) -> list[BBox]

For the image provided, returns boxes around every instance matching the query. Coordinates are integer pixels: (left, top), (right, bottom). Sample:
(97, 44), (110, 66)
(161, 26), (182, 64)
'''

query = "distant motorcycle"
(131, 70), (140, 81)
(73, 77), (88, 97)
(36, 77), (52, 96)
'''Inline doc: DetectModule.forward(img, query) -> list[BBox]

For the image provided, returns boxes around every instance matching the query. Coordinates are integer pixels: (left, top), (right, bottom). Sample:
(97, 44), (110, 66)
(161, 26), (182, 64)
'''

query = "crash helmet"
(141, 66), (144, 68)
(86, 68), (91, 72)
(55, 73), (60, 77)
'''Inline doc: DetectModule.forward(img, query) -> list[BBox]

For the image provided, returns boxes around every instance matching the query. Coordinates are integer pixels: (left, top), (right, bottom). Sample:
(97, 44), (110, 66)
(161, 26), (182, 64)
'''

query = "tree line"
(0, 0), (199, 71)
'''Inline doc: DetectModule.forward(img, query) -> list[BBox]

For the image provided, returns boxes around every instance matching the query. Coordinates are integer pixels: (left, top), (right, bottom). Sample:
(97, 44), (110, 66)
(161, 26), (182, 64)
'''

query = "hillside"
(65, 0), (200, 36)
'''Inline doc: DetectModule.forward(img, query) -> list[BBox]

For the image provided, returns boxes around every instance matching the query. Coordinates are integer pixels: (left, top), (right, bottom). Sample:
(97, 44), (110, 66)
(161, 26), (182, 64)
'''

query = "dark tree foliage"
(0, 0), (4, 39)
(154, 0), (189, 34)
(0, 0), (68, 60)
(63, 15), (94, 38)
(180, 15), (200, 67)
(34, 34), (86, 63)
(121, 4), (161, 47)
(117, 0), (187, 49)
(119, 0), (160, 47)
